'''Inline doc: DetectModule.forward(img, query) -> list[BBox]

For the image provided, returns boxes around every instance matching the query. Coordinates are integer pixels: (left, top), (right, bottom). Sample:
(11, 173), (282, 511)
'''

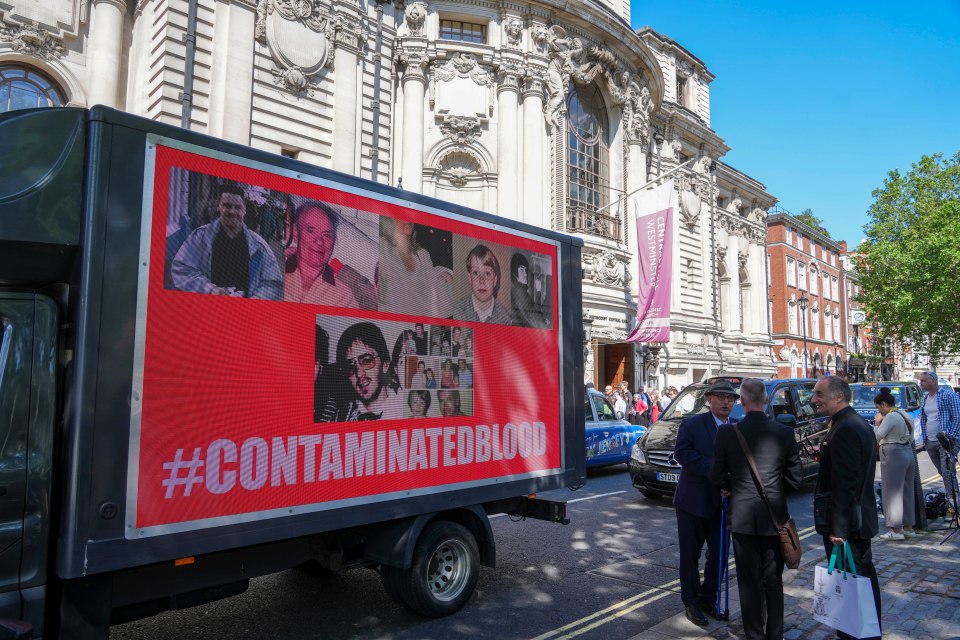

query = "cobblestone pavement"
(632, 520), (960, 640)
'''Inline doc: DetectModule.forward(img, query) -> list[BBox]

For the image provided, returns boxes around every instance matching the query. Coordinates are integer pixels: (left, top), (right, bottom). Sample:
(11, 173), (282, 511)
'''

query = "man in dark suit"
(709, 378), (804, 640)
(673, 379), (738, 625)
(812, 376), (880, 640)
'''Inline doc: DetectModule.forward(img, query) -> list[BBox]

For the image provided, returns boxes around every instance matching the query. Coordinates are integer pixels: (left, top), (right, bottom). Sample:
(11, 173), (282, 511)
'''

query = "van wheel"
(380, 521), (480, 617)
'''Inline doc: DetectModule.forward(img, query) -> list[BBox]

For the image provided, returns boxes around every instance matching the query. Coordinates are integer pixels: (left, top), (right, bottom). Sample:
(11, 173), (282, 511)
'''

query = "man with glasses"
(316, 322), (402, 422)
(673, 380), (739, 626)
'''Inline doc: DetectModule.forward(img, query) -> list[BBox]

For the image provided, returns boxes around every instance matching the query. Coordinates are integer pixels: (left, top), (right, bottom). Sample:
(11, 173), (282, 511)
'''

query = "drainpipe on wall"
(180, 0), (199, 129)
(709, 175), (725, 374)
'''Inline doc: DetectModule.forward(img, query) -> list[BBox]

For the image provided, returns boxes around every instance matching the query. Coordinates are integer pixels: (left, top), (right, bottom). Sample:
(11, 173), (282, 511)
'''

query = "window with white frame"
(787, 227), (794, 245)
(786, 256), (796, 286)
(788, 299), (798, 334)
(797, 233), (803, 250)
(831, 276), (839, 301)
(798, 262), (807, 290)
(831, 253), (836, 266)
(824, 306), (832, 341)
(811, 307), (820, 339)
(809, 267), (818, 295)
(823, 273), (831, 298)
(822, 245), (828, 261)
(833, 314), (841, 342)
(810, 240), (816, 257)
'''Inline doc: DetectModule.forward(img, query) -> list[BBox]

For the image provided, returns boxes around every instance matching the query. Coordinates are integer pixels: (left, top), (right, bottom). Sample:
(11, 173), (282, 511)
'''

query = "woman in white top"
(873, 387), (917, 540)
(377, 218), (452, 317)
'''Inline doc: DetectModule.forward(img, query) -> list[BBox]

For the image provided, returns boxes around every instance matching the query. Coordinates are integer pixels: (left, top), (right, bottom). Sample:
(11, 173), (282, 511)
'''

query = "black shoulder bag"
(731, 425), (802, 570)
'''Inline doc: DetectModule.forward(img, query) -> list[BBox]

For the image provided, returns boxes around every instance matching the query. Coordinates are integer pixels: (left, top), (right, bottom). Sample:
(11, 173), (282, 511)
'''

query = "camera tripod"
(939, 438), (960, 545)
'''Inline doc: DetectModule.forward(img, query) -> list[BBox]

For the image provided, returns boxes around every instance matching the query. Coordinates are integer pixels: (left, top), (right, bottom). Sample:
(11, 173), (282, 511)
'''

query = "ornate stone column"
(749, 238), (765, 337)
(399, 52), (428, 193)
(209, 0), (256, 143)
(88, 0), (126, 107)
(521, 72), (545, 227)
(333, 21), (364, 174)
(726, 223), (742, 333)
(496, 62), (522, 219)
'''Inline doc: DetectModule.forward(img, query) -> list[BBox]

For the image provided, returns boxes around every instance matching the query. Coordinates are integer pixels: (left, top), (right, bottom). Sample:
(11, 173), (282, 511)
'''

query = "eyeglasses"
(342, 353), (378, 373)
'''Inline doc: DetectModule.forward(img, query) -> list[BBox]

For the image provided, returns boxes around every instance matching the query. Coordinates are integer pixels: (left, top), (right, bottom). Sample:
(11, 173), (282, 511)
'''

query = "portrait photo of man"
(284, 201), (379, 309)
(169, 181), (283, 300)
(315, 318), (407, 423)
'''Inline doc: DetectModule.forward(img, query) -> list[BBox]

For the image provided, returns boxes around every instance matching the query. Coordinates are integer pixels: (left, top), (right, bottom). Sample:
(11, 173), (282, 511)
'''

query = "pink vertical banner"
(626, 179), (674, 343)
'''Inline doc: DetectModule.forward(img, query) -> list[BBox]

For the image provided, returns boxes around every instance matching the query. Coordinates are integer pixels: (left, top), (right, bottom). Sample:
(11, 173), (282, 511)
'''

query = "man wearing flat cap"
(673, 380), (740, 626)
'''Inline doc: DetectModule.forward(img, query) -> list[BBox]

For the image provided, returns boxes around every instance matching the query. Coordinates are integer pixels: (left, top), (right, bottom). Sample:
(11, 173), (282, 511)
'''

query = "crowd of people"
(600, 382), (687, 424)
(613, 371), (959, 640)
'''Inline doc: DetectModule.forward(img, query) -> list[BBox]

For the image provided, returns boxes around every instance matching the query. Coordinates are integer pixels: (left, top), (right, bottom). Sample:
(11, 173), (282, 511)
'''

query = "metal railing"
(567, 203), (621, 241)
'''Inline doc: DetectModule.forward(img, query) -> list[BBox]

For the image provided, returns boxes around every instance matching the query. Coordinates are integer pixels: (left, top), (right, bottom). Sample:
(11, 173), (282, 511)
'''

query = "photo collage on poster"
(161, 167), (551, 426)
(314, 317), (475, 423)
(162, 167), (553, 328)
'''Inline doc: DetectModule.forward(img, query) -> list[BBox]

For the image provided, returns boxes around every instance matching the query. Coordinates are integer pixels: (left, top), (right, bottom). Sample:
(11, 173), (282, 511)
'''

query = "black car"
(628, 378), (828, 499)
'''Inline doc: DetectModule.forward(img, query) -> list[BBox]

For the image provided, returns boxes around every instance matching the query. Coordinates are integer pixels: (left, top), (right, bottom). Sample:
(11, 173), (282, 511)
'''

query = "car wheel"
(638, 488), (663, 500)
(380, 521), (480, 617)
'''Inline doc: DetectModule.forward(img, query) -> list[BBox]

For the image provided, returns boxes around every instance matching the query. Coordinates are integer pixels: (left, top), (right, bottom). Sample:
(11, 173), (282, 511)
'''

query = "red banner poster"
(127, 143), (563, 536)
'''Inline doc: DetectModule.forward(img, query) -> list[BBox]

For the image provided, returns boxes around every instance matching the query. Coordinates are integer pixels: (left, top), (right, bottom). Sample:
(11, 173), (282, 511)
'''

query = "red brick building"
(767, 213), (847, 378)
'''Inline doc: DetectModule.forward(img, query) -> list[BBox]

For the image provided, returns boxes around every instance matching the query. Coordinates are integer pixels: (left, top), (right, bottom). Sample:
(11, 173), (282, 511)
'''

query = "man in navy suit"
(674, 380), (739, 626)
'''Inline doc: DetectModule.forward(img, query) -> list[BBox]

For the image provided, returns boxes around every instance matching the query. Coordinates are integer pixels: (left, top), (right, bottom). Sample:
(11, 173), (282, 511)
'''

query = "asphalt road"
(111, 452), (942, 640)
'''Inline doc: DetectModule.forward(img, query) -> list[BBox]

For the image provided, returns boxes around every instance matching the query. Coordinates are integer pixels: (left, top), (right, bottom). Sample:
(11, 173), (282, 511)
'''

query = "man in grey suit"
(710, 378), (803, 640)
(812, 376), (880, 640)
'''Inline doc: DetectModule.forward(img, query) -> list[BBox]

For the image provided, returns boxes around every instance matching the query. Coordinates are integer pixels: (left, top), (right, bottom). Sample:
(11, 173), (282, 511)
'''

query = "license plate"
(656, 472), (680, 483)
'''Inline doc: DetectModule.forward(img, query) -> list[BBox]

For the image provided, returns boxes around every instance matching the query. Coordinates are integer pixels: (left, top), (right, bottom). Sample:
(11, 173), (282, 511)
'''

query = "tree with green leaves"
(795, 208), (828, 237)
(857, 152), (960, 366)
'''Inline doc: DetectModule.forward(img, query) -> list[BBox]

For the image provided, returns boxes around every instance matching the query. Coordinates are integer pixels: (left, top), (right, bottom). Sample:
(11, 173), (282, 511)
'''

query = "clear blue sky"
(630, 0), (960, 247)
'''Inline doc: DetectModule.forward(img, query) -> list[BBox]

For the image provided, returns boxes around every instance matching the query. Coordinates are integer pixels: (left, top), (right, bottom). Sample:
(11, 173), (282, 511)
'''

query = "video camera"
(937, 431), (953, 454)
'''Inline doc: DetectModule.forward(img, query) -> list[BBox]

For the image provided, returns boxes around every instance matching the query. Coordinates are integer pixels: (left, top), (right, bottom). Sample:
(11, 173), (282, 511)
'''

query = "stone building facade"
(1, 0), (777, 391)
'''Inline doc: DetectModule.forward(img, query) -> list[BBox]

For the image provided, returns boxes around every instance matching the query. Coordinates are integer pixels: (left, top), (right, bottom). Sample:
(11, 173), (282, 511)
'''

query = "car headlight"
(631, 441), (647, 464)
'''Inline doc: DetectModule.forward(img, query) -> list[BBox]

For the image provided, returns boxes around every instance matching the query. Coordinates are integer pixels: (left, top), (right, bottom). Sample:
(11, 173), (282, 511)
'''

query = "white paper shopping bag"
(812, 544), (880, 639)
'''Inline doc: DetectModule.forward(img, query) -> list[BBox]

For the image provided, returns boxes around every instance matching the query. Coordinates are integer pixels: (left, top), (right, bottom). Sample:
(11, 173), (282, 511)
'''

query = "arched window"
(0, 65), (65, 112)
(565, 83), (612, 238)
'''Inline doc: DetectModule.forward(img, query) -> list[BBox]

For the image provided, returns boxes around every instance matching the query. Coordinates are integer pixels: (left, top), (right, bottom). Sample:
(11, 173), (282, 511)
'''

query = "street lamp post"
(799, 294), (809, 378)
(852, 323), (860, 382)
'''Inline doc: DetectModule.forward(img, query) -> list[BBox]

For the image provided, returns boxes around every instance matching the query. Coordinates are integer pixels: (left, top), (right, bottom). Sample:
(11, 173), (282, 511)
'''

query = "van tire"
(380, 521), (480, 617)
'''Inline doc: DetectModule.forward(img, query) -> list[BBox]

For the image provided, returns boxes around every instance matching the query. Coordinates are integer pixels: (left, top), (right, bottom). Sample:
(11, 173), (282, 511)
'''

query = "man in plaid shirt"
(918, 371), (960, 515)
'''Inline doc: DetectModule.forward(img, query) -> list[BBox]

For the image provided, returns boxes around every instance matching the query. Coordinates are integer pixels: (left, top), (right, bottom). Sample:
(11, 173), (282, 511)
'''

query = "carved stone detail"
(272, 66), (313, 95)
(400, 51), (429, 81)
(504, 18), (523, 47)
(496, 60), (523, 91)
(435, 149), (483, 187)
(583, 250), (626, 287)
(256, 0), (339, 94)
(725, 195), (742, 215)
(439, 115), (482, 145)
(531, 25), (548, 53)
(623, 85), (653, 144)
(674, 165), (712, 229)
(405, 2), (427, 36)
(0, 21), (64, 59)
(431, 52), (492, 85)
(543, 25), (637, 131)
(676, 59), (694, 78)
